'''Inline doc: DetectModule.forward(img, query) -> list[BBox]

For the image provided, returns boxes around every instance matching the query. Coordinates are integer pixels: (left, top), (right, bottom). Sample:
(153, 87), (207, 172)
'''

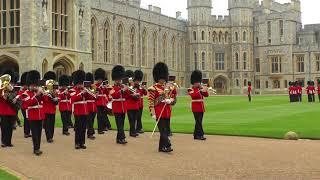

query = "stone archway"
(53, 58), (75, 79)
(213, 75), (228, 94)
(0, 55), (19, 75)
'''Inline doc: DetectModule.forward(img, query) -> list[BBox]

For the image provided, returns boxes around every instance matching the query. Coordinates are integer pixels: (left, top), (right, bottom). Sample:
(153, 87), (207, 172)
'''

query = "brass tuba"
(0, 74), (13, 96)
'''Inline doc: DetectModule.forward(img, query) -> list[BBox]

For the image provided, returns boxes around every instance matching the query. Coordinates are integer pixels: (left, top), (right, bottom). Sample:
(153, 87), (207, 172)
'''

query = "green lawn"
(22, 95), (320, 139)
(0, 169), (18, 180)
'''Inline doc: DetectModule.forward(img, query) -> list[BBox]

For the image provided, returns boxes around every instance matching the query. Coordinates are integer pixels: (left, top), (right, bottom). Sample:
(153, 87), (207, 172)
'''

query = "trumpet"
(201, 83), (217, 94)
(0, 74), (13, 96)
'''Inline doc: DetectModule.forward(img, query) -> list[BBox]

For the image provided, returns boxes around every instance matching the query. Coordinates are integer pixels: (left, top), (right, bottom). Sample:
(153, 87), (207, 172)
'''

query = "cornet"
(0, 74), (14, 97)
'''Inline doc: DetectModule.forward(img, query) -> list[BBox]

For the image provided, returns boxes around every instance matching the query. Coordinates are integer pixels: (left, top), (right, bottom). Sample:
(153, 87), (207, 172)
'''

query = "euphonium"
(0, 74), (13, 94)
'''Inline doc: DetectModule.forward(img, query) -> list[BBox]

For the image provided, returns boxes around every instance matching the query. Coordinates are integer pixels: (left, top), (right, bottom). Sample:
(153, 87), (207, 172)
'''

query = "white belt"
(28, 105), (43, 109)
(87, 100), (95, 103)
(113, 98), (125, 102)
(192, 100), (204, 102)
(97, 94), (106, 97)
(60, 100), (70, 103)
(73, 101), (87, 105)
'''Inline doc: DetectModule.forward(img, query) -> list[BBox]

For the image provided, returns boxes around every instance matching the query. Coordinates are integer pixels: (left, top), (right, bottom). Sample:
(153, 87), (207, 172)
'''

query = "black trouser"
(97, 106), (111, 132)
(312, 94), (315, 102)
(290, 95), (294, 102)
(21, 110), (30, 135)
(136, 108), (143, 131)
(248, 94), (252, 102)
(29, 120), (42, 151)
(87, 112), (96, 136)
(74, 115), (87, 146)
(308, 94), (312, 102)
(318, 94), (320, 102)
(44, 114), (55, 141)
(61, 111), (71, 133)
(0, 116), (15, 145)
(114, 113), (126, 140)
(193, 112), (204, 138)
(127, 110), (138, 135)
(157, 118), (171, 150)
(297, 94), (302, 102)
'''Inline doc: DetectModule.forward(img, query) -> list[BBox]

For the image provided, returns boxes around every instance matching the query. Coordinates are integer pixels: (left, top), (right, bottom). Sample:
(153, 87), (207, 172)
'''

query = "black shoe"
(34, 150), (43, 156)
(47, 139), (54, 143)
(1, 144), (7, 148)
(117, 139), (127, 144)
(24, 134), (31, 138)
(130, 133), (138, 137)
(98, 131), (105, 135)
(75, 144), (81, 150)
(168, 132), (173, 137)
(103, 128), (108, 132)
(138, 129), (144, 134)
(194, 136), (206, 141)
(63, 132), (70, 136)
(7, 144), (13, 147)
(159, 147), (173, 153)
(88, 135), (96, 140)
(80, 145), (87, 149)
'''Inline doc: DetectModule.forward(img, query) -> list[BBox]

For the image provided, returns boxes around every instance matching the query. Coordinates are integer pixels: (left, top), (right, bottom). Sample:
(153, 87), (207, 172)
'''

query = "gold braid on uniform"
(148, 86), (156, 116)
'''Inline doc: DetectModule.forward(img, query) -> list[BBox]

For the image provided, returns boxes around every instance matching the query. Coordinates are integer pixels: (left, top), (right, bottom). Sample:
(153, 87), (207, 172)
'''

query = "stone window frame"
(141, 28), (147, 67)
(201, 51), (206, 71)
(270, 56), (282, 74)
(129, 25), (136, 66)
(152, 31), (158, 66)
(243, 52), (247, 70)
(215, 52), (224, 71)
(273, 80), (280, 89)
(193, 31), (196, 41)
(171, 36), (176, 70)
(296, 55), (305, 73)
(201, 31), (205, 41)
(162, 33), (167, 64)
(212, 31), (216, 43)
(117, 23), (124, 64)
(235, 52), (239, 70)
(315, 54), (320, 72)
(242, 31), (247, 42)
(104, 20), (111, 63)
(255, 79), (261, 89)
(235, 32), (239, 42)
(267, 21), (272, 44)
(255, 58), (260, 73)
(91, 18), (97, 62)
(194, 51), (198, 70)
(0, 0), (20, 46)
(52, 0), (68, 47)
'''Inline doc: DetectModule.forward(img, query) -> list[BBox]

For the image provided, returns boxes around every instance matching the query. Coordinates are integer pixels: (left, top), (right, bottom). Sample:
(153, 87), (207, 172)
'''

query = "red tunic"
(297, 86), (302, 94)
(126, 88), (140, 111)
(248, 85), (252, 95)
(289, 86), (295, 95)
(18, 88), (29, 110)
(318, 86), (320, 95)
(43, 93), (57, 115)
(306, 86), (315, 95)
(110, 85), (130, 114)
(25, 90), (45, 121)
(86, 93), (97, 113)
(0, 91), (17, 116)
(70, 87), (95, 116)
(137, 88), (147, 109)
(95, 82), (109, 107)
(58, 88), (72, 112)
(188, 87), (209, 113)
(148, 84), (175, 119)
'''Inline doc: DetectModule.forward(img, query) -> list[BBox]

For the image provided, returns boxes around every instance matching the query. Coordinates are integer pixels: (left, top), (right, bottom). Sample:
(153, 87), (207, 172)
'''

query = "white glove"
(152, 115), (157, 120)
(165, 99), (172, 105)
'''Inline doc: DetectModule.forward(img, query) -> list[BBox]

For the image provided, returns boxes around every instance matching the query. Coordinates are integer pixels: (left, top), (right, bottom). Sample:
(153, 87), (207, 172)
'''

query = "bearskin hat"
(311, 81), (315, 86)
(2, 70), (18, 83)
(248, 81), (252, 86)
(307, 81), (311, 85)
(94, 68), (106, 81)
(125, 70), (134, 78)
(26, 70), (40, 86)
(73, 70), (86, 85)
(112, 65), (125, 81)
(86, 72), (94, 83)
(43, 71), (57, 81)
(134, 70), (143, 81)
(190, 70), (202, 84)
(59, 75), (70, 86)
(20, 72), (28, 86)
(153, 62), (169, 83)
(289, 81), (292, 86)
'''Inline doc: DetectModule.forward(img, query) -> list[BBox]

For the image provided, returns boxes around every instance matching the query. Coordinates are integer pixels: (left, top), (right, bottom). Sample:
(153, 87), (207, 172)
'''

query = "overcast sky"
(140, 0), (320, 25)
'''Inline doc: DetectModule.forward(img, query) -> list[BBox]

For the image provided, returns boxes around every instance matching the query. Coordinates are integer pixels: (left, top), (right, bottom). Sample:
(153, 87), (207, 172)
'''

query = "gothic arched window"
(162, 33), (167, 63)
(142, 29), (147, 67)
(117, 24), (124, 64)
(152, 32), (158, 65)
(130, 26), (136, 66)
(53, 0), (68, 47)
(104, 20), (111, 63)
(91, 18), (97, 61)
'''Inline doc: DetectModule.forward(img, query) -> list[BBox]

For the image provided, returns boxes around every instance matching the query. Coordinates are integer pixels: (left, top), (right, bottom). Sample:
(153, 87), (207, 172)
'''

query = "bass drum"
(106, 101), (113, 116)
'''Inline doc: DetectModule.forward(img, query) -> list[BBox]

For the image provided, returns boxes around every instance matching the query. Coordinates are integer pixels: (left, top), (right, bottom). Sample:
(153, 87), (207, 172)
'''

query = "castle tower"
(228, 0), (256, 94)
(187, 0), (212, 76)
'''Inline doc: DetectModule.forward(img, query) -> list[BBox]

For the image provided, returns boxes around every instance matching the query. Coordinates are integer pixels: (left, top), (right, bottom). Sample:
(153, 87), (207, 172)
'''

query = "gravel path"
(0, 128), (320, 180)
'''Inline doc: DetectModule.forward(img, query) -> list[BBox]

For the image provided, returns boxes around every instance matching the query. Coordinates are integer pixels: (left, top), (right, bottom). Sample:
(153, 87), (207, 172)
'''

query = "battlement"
(187, 0), (212, 8)
(260, 0), (300, 12)
(228, 0), (258, 9)
(210, 15), (230, 26)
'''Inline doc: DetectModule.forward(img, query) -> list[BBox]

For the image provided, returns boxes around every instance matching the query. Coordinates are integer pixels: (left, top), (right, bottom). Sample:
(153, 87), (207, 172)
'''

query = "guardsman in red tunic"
(58, 75), (72, 136)
(85, 72), (97, 140)
(18, 72), (32, 138)
(317, 80), (320, 102)
(125, 70), (140, 137)
(94, 68), (111, 134)
(148, 62), (175, 153)
(248, 81), (252, 102)
(311, 81), (316, 102)
(0, 70), (20, 148)
(70, 70), (96, 150)
(110, 65), (131, 144)
(297, 81), (303, 102)
(306, 81), (313, 102)
(188, 70), (209, 140)
(42, 71), (58, 143)
(134, 70), (147, 134)
(25, 70), (45, 156)
(288, 81), (294, 102)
